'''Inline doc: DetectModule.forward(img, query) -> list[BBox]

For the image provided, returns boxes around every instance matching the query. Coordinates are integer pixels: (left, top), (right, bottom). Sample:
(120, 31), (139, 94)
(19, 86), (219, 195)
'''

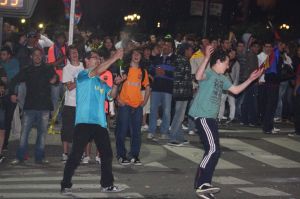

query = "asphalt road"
(0, 124), (299, 199)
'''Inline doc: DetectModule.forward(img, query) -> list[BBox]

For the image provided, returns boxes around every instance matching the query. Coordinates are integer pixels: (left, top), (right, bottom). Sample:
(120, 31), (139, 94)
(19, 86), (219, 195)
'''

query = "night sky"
(5, 0), (300, 37)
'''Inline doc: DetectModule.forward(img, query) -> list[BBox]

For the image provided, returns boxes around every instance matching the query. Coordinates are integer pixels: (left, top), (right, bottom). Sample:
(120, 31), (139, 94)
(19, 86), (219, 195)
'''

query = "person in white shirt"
(61, 45), (84, 163)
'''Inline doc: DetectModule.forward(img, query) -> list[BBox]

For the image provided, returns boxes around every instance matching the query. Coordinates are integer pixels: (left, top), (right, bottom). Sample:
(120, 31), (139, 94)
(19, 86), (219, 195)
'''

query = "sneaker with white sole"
(182, 124), (188, 130)
(159, 134), (169, 140)
(196, 183), (220, 195)
(141, 124), (149, 131)
(130, 157), (142, 166)
(167, 141), (183, 147)
(147, 133), (158, 141)
(273, 127), (280, 132)
(101, 185), (122, 193)
(118, 157), (131, 166)
(288, 133), (300, 137)
(81, 156), (90, 164)
(95, 156), (101, 164)
(61, 187), (72, 195)
(188, 130), (196, 135)
(197, 193), (216, 199)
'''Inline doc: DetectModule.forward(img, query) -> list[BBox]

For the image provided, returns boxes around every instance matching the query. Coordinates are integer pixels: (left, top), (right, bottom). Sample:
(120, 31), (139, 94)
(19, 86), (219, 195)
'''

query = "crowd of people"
(0, 21), (299, 198)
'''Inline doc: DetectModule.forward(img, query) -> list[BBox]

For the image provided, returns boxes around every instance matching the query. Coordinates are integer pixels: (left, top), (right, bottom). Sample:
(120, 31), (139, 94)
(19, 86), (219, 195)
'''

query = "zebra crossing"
(163, 136), (300, 198)
(0, 172), (144, 198)
(0, 136), (299, 198)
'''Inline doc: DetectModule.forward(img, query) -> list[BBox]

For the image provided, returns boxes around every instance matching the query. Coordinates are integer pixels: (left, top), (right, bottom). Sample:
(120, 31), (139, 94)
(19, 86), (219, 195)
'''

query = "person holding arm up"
(189, 46), (263, 199)
(61, 49), (125, 195)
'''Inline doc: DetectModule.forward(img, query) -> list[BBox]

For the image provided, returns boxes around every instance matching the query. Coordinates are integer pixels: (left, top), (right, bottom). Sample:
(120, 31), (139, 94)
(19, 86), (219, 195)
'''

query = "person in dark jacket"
(10, 48), (57, 164)
(168, 43), (193, 146)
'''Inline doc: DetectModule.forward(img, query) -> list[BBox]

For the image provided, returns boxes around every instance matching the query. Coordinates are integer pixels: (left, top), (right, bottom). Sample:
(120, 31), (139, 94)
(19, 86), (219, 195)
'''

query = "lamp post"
(124, 13), (141, 25)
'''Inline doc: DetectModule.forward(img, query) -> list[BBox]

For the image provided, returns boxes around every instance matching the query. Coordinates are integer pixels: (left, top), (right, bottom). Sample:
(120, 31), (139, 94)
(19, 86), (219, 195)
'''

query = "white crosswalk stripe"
(263, 137), (300, 153)
(220, 138), (300, 168)
(163, 145), (242, 169)
(0, 175), (143, 198)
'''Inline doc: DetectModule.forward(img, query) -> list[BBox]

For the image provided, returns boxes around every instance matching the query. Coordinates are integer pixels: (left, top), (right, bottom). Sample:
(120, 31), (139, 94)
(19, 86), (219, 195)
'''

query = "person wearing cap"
(167, 43), (193, 146)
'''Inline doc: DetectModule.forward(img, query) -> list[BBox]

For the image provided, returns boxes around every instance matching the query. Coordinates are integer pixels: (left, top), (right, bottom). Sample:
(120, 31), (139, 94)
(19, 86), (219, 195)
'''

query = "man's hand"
(10, 95), (17, 103)
(204, 45), (214, 57)
(248, 68), (264, 82)
(113, 49), (124, 61)
(114, 74), (127, 85)
(49, 75), (58, 84)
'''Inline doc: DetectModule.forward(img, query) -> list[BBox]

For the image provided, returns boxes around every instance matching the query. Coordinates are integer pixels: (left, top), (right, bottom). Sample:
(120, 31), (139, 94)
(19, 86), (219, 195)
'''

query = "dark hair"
(0, 46), (13, 56)
(0, 79), (6, 88)
(31, 48), (43, 55)
(54, 31), (66, 40)
(210, 50), (229, 66)
(98, 48), (110, 60)
(66, 44), (78, 60)
(250, 41), (259, 48)
(84, 50), (99, 59)
(163, 38), (175, 50)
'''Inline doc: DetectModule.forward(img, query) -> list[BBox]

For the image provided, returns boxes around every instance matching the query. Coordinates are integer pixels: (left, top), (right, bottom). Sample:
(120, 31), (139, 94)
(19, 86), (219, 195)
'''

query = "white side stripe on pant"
(200, 118), (216, 168)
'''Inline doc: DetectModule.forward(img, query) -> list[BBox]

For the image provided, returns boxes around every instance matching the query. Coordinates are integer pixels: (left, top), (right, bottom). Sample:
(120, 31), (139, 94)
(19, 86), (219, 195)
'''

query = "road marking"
(0, 183), (129, 190)
(0, 175), (101, 182)
(263, 137), (300, 153)
(0, 192), (144, 198)
(238, 187), (291, 196)
(213, 176), (253, 185)
(145, 162), (169, 169)
(220, 138), (300, 168)
(163, 145), (242, 169)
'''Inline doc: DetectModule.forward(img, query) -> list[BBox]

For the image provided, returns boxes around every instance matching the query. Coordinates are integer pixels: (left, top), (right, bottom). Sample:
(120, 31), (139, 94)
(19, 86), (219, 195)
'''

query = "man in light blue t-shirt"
(61, 49), (125, 194)
(189, 46), (263, 199)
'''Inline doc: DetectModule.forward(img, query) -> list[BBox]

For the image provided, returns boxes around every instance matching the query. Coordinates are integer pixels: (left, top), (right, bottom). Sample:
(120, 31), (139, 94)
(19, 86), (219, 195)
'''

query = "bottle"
(116, 59), (124, 76)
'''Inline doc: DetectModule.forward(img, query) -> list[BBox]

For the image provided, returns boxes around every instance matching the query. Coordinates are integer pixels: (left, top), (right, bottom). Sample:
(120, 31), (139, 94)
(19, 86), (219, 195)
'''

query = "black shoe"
(35, 159), (49, 165)
(130, 157), (142, 166)
(118, 157), (131, 166)
(197, 192), (216, 199)
(196, 183), (220, 195)
(167, 141), (183, 147)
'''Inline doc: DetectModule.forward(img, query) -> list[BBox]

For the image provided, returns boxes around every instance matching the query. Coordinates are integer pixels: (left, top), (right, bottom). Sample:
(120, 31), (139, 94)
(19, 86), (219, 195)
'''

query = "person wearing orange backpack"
(115, 48), (150, 166)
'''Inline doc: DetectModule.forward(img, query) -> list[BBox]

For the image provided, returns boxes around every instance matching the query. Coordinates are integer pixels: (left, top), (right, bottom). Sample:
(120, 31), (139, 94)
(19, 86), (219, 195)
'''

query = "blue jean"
(51, 82), (64, 121)
(149, 92), (172, 135)
(16, 110), (50, 161)
(169, 101), (188, 142)
(275, 81), (289, 118)
(235, 91), (245, 120)
(115, 105), (143, 158)
(241, 84), (258, 124)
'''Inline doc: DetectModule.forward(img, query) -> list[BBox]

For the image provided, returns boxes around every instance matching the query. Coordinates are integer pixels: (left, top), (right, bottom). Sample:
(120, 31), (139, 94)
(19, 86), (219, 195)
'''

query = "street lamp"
(124, 14), (141, 25)
(157, 22), (161, 28)
(20, 18), (26, 24)
(38, 23), (44, 29)
(280, 23), (290, 30)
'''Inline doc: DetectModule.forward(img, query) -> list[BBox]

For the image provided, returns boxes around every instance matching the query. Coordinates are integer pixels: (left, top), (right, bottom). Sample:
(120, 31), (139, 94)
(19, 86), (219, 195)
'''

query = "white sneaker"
(273, 127), (280, 132)
(141, 124), (149, 131)
(188, 130), (196, 135)
(82, 156), (90, 164)
(182, 124), (188, 130)
(157, 119), (162, 126)
(159, 134), (169, 140)
(274, 117), (282, 123)
(147, 133), (158, 141)
(95, 156), (101, 164)
(61, 153), (68, 162)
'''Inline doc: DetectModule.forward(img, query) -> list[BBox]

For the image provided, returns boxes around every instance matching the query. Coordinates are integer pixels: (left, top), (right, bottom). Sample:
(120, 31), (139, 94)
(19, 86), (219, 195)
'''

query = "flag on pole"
(63, 0), (82, 24)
